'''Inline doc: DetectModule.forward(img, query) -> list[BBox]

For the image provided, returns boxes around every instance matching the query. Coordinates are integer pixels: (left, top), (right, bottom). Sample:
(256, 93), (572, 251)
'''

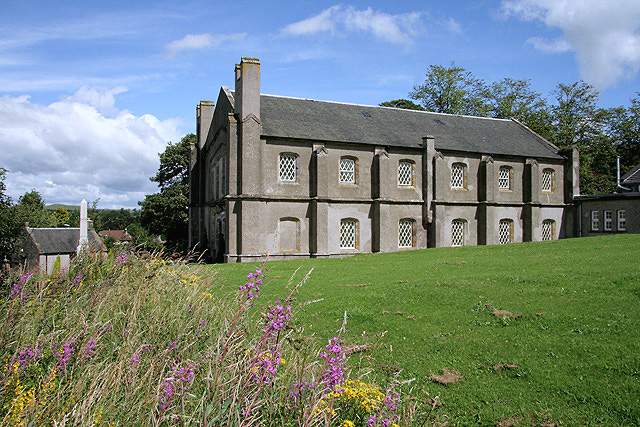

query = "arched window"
(398, 219), (415, 248)
(499, 219), (514, 244)
(451, 163), (467, 189)
(451, 219), (467, 247)
(498, 166), (512, 191)
(339, 157), (357, 185)
(542, 219), (555, 241)
(279, 153), (297, 182)
(542, 168), (555, 193)
(398, 160), (415, 187)
(340, 219), (359, 250)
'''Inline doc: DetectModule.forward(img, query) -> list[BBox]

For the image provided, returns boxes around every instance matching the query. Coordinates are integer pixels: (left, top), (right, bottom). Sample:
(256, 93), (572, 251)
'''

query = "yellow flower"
(342, 421), (355, 427)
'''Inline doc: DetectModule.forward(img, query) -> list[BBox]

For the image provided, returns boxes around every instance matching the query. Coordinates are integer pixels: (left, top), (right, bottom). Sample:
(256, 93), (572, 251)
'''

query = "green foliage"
(379, 99), (425, 110)
(51, 207), (69, 226)
(410, 62), (488, 116)
(0, 168), (21, 262)
(212, 235), (640, 427)
(139, 133), (195, 254)
(52, 255), (61, 275)
(12, 190), (56, 228)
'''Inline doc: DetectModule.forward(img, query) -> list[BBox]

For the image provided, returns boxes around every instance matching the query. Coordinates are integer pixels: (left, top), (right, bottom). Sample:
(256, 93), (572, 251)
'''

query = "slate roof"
(98, 229), (132, 241)
(258, 94), (563, 160)
(28, 228), (102, 254)
(621, 163), (640, 185)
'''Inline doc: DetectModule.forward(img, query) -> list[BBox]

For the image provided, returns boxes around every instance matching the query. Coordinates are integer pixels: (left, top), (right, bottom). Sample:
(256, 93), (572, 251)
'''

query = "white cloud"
(526, 36), (571, 53)
(0, 87), (183, 209)
(502, 0), (640, 89)
(281, 5), (425, 45)
(165, 32), (247, 57)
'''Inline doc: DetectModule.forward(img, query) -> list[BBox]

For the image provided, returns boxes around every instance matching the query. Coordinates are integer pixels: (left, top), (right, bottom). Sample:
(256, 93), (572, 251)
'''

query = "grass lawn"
(209, 235), (640, 426)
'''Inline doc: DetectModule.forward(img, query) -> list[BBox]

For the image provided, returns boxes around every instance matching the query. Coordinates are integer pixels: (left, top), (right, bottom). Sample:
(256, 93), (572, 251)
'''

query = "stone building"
(189, 57), (579, 263)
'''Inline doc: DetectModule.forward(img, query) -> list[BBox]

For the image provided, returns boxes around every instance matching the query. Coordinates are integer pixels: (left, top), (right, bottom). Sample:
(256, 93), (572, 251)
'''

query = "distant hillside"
(45, 204), (79, 211)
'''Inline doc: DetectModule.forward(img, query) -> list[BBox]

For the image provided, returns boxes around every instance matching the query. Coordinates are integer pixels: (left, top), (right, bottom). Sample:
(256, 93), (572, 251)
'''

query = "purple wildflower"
(81, 338), (97, 360)
(8, 273), (33, 301)
(239, 268), (265, 306)
(251, 301), (293, 384)
(8, 344), (41, 373)
(113, 252), (128, 267)
(198, 320), (207, 330)
(73, 273), (83, 284)
(321, 337), (345, 390)
(159, 362), (196, 409)
(57, 339), (77, 373)
(288, 379), (315, 410)
(130, 344), (153, 366)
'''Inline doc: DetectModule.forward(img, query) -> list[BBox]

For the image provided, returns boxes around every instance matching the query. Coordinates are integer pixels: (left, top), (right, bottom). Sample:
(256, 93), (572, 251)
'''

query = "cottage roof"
(258, 94), (563, 160)
(28, 228), (102, 254)
(621, 163), (640, 185)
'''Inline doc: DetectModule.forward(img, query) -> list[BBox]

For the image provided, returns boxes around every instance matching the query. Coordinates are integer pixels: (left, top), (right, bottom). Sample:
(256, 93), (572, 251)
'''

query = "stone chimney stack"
(235, 57), (260, 121)
(78, 199), (88, 254)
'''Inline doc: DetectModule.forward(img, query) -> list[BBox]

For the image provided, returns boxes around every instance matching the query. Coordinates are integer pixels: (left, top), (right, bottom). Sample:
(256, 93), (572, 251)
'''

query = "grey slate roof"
(259, 94), (563, 159)
(29, 228), (102, 254)
(621, 163), (640, 185)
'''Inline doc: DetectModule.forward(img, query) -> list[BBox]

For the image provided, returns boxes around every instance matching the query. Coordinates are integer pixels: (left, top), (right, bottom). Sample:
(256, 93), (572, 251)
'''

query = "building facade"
(189, 58), (580, 263)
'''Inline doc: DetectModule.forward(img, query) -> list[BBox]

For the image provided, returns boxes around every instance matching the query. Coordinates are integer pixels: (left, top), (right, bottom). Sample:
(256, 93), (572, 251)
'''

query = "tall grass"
(0, 251), (442, 426)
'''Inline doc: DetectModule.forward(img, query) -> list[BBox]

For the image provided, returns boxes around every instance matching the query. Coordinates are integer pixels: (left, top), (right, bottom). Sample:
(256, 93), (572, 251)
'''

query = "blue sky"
(1, 0), (639, 209)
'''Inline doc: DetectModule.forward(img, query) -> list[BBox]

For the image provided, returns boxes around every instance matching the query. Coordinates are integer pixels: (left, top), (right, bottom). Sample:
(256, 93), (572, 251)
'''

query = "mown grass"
(210, 235), (640, 427)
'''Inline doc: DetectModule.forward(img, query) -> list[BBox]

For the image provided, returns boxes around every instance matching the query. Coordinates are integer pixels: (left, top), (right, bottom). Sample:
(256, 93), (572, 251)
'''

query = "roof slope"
(260, 95), (562, 159)
(621, 163), (640, 185)
(29, 228), (102, 254)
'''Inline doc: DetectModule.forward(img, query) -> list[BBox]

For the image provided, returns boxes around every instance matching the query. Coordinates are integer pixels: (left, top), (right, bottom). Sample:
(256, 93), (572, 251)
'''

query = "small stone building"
(189, 57), (580, 263)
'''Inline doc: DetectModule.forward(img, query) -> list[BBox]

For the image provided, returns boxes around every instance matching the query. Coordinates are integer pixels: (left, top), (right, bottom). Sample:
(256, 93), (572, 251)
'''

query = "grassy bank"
(210, 235), (640, 426)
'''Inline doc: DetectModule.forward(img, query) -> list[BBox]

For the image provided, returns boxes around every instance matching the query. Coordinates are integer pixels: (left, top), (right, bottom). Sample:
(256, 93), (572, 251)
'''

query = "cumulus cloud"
(0, 87), (183, 208)
(165, 32), (246, 57)
(502, 0), (640, 89)
(281, 5), (425, 45)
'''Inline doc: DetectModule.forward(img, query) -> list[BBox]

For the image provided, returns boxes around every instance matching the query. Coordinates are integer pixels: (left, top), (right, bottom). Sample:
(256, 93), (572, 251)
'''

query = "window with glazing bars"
(451, 163), (465, 188)
(542, 169), (554, 192)
(279, 154), (296, 182)
(498, 166), (511, 190)
(499, 219), (513, 244)
(618, 210), (626, 231)
(398, 220), (413, 248)
(451, 219), (465, 247)
(340, 219), (357, 249)
(340, 158), (355, 184)
(604, 210), (613, 231)
(542, 219), (554, 241)
(591, 211), (599, 231)
(398, 161), (413, 186)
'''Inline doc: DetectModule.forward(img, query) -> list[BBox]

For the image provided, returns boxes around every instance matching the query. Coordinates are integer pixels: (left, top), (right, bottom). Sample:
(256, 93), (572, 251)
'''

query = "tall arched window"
(279, 153), (297, 182)
(451, 163), (467, 189)
(499, 219), (514, 244)
(340, 218), (359, 250)
(398, 219), (415, 248)
(542, 219), (555, 241)
(498, 166), (512, 191)
(398, 160), (415, 187)
(542, 168), (555, 193)
(339, 157), (357, 184)
(451, 219), (466, 247)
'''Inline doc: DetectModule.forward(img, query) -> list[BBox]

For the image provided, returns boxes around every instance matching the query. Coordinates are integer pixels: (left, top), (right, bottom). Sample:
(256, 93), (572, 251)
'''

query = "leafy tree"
(379, 99), (425, 110)
(99, 208), (136, 231)
(410, 62), (489, 116)
(12, 190), (56, 228)
(486, 78), (547, 121)
(604, 93), (640, 173)
(139, 133), (194, 253)
(0, 168), (21, 262)
(52, 207), (70, 226)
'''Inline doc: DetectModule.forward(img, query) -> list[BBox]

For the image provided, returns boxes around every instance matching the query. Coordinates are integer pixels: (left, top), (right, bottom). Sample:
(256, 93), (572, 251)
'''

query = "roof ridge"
(259, 93), (512, 122)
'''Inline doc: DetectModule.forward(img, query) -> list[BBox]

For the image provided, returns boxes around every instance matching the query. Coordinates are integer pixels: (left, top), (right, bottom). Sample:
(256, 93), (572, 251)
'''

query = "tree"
(139, 133), (194, 253)
(0, 168), (21, 262)
(52, 207), (70, 226)
(12, 190), (56, 228)
(604, 93), (640, 173)
(410, 62), (489, 116)
(379, 99), (425, 110)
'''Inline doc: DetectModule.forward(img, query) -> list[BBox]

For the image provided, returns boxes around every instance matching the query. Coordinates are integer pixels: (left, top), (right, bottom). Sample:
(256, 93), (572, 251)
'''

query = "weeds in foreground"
(0, 250), (446, 426)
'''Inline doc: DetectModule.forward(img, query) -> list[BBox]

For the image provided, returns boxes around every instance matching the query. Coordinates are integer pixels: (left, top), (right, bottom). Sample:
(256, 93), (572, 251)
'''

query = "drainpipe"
(617, 157), (631, 191)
